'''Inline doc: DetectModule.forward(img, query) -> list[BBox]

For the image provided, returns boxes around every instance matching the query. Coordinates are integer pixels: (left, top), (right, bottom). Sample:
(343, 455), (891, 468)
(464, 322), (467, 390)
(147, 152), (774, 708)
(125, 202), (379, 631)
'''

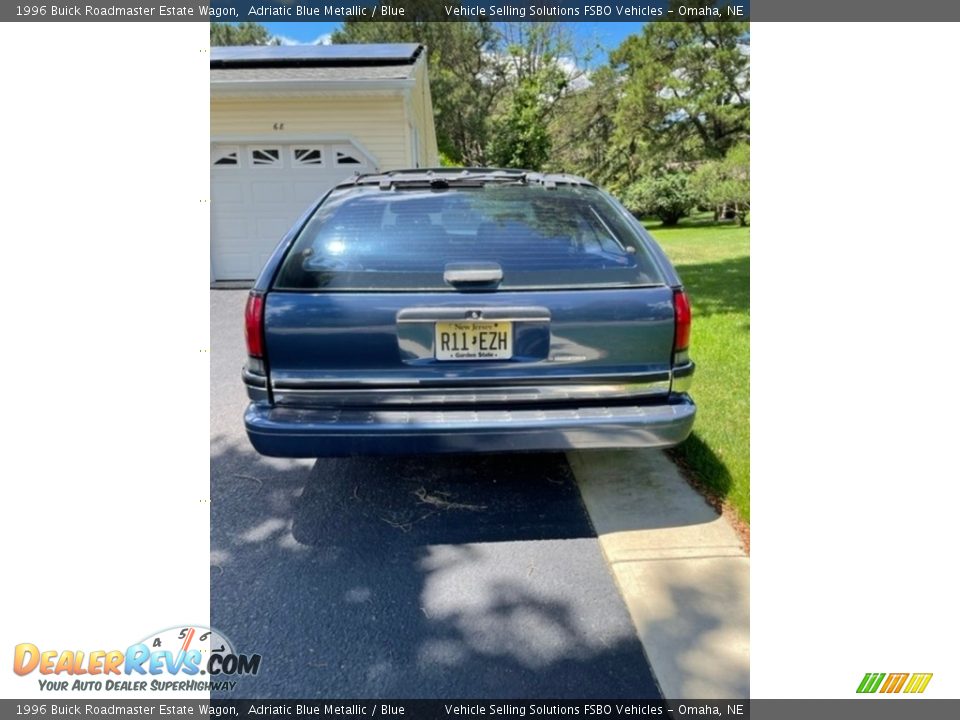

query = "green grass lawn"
(644, 214), (750, 523)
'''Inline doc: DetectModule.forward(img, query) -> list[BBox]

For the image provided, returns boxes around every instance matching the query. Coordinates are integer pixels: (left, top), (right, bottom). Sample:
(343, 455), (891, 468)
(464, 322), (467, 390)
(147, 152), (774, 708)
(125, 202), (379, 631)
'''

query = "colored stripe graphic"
(857, 673), (885, 693)
(880, 673), (909, 693)
(858, 672), (933, 694)
(904, 673), (933, 694)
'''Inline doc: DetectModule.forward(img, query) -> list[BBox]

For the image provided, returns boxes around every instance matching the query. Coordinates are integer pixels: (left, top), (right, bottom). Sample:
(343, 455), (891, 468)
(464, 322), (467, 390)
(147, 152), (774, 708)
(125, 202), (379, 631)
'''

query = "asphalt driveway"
(210, 289), (662, 698)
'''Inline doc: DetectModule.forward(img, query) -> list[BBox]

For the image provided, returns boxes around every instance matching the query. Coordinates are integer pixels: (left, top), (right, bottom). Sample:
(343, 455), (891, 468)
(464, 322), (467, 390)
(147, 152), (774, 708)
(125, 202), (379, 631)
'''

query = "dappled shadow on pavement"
(621, 558), (749, 698)
(210, 440), (663, 699)
(569, 449), (749, 699)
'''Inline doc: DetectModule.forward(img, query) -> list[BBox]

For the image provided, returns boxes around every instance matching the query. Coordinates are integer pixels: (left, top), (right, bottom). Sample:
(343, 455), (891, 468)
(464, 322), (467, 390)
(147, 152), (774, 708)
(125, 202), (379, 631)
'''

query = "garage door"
(211, 142), (371, 281)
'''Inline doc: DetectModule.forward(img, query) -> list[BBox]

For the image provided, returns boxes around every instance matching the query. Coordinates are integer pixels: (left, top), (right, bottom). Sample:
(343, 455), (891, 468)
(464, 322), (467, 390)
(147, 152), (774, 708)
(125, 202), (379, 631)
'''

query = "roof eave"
(210, 78), (416, 96)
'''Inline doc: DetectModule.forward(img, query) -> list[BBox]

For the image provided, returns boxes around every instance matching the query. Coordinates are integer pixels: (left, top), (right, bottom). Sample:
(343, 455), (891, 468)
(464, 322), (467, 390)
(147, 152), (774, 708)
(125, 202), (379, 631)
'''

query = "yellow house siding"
(211, 95), (409, 170)
(411, 58), (439, 166)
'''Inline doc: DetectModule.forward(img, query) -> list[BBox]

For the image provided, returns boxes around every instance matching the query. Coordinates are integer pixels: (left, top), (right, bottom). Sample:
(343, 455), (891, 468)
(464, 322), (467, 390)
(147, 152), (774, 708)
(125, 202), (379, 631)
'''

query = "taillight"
(244, 291), (265, 359)
(673, 289), (691, 353)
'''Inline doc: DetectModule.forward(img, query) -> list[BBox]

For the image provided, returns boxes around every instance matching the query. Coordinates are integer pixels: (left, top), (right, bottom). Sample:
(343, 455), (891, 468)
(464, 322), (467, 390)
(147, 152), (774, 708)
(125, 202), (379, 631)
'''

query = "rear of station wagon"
(242, 169), (695, 457)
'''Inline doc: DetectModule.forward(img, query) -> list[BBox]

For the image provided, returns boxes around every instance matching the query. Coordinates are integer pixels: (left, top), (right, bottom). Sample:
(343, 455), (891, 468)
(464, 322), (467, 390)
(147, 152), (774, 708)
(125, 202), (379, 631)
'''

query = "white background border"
(752, 22), (960, 697)
(2, 19), (959, 700)
(1, 23), (210, 698)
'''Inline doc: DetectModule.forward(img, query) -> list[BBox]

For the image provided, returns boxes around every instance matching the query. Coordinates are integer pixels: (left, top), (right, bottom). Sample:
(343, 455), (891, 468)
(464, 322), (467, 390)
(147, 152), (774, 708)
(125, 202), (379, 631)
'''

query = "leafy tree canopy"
(611, 18), (749, 165)
(692, 141), (750, 224)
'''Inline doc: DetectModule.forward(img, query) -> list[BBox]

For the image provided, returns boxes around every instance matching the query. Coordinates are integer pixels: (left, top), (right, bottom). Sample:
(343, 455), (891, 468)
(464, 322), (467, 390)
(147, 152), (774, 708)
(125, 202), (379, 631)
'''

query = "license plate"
(435, 321), (513, 361)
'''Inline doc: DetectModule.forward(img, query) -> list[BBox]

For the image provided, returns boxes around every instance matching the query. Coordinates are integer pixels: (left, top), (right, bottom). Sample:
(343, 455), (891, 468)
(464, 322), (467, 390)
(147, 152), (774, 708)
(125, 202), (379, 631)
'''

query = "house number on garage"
(273, 123), (285, 131)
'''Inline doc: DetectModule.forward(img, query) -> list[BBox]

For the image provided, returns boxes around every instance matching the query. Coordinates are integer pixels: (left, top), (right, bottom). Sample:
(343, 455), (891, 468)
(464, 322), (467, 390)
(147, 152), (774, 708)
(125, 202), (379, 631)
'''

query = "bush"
(622, 172), (697, 226)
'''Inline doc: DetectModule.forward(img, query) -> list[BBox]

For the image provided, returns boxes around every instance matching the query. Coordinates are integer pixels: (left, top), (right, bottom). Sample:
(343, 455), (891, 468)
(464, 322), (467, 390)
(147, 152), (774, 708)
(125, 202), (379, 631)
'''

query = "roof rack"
(340, 168), (595, 191)
(369, 169), (526, 190)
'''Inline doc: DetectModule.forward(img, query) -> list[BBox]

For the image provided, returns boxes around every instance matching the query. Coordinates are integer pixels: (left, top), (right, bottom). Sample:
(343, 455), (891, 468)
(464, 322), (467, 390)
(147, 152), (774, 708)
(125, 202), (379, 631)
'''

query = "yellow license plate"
(435, 321), (513, 361)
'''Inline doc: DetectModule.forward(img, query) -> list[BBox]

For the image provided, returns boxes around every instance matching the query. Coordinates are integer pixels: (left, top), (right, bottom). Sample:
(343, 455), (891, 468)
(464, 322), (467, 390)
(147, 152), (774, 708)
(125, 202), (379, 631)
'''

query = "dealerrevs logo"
(13, 625), (261, 692)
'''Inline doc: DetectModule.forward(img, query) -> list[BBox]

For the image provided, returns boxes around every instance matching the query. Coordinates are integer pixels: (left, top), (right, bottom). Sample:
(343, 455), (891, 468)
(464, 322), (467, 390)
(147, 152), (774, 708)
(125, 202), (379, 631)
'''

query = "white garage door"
(211, 142), (371, 281)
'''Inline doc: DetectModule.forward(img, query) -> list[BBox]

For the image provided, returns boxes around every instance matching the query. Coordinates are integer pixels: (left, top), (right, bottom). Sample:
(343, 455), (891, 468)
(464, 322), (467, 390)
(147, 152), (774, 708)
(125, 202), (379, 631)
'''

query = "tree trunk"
(735, 203), (749, 226)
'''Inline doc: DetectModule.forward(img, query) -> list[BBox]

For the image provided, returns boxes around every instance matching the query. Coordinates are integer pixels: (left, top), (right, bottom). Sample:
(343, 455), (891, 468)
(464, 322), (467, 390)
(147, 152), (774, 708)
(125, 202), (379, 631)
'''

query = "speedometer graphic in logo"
(139, 625), (236, 675)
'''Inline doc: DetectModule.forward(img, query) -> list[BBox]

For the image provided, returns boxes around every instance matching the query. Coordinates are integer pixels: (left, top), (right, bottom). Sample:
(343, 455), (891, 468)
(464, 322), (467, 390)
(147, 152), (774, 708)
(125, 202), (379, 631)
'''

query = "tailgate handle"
(443, 262), (503, 286)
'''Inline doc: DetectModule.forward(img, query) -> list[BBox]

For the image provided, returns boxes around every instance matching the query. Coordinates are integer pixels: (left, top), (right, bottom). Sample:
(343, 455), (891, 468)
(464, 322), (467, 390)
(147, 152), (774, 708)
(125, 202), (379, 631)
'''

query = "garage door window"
(212, 146), (239, 167)
(293, 148), (324, 167)
(335, 149), (362, 165)
(250, 148), (281, 167)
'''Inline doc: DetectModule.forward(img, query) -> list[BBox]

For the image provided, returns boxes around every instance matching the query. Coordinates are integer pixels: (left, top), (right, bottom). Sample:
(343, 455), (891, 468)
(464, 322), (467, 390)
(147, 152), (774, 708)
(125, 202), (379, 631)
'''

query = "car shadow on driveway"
(210, 441), (662, 699)
(291, 453), (593, 547)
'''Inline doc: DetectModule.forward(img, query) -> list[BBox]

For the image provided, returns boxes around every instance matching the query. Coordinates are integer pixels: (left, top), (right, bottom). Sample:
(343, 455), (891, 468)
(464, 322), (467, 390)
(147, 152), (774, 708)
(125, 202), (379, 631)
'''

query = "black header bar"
(6, 0), (960, 23)
(5, 1), (752, 23)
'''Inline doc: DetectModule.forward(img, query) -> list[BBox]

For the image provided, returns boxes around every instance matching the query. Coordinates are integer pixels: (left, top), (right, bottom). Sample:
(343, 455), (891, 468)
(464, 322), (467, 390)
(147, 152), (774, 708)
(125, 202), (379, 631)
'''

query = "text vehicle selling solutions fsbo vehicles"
(242, 169), (695, 457)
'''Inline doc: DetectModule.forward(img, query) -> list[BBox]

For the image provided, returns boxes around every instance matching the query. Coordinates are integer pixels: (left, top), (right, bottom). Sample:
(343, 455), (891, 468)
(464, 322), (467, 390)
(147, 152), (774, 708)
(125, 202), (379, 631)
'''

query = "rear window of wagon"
(272, 184), (665, 291)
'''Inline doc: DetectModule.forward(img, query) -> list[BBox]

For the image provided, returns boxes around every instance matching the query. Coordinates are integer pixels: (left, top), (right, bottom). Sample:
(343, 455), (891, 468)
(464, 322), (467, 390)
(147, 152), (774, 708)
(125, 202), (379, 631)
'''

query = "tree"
(210, 22), (278, 47)
(497, 22), (580, 88)
(487, 24), (578, 170)
(610, 14), (750, 166)
(545, 65), (621, 182)
(333, 16), (580, 168)
(488, 77), (553, 169)
(622, 171), (697, 226)
(490, 22), (589, 170)
(692, 142), (750, 225)
(332, 11), (504, 164)
(546, 66), (659, 196)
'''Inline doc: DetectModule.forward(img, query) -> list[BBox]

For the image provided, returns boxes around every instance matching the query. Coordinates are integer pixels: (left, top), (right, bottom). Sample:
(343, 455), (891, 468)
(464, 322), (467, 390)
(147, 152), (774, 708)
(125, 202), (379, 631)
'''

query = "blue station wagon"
(242, 169), (695, 457)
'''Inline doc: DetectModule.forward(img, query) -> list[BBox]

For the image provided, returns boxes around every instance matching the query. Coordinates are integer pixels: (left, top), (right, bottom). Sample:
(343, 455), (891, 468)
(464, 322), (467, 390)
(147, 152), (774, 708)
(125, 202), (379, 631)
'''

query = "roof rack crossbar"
(340, 168), (596, 191)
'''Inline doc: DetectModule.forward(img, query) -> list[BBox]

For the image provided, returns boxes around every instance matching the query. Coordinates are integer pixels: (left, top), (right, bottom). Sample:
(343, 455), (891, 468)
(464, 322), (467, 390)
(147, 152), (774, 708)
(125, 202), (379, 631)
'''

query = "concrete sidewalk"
(569, 449), (749, 699)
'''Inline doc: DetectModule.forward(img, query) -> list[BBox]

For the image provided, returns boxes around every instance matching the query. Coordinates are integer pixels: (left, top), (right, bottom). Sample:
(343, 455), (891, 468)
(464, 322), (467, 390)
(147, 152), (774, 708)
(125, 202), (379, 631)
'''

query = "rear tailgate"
(264, 286), (675, 406)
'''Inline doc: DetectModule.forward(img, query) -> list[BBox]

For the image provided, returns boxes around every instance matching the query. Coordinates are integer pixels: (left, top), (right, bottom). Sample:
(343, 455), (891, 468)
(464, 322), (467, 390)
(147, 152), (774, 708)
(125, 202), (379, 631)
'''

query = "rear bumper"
(244, 396), (696, 457)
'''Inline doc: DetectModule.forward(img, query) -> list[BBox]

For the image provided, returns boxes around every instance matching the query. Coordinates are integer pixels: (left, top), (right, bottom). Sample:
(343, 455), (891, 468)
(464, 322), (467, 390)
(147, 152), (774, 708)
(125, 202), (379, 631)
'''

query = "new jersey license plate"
(435, 321), (513, 361)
